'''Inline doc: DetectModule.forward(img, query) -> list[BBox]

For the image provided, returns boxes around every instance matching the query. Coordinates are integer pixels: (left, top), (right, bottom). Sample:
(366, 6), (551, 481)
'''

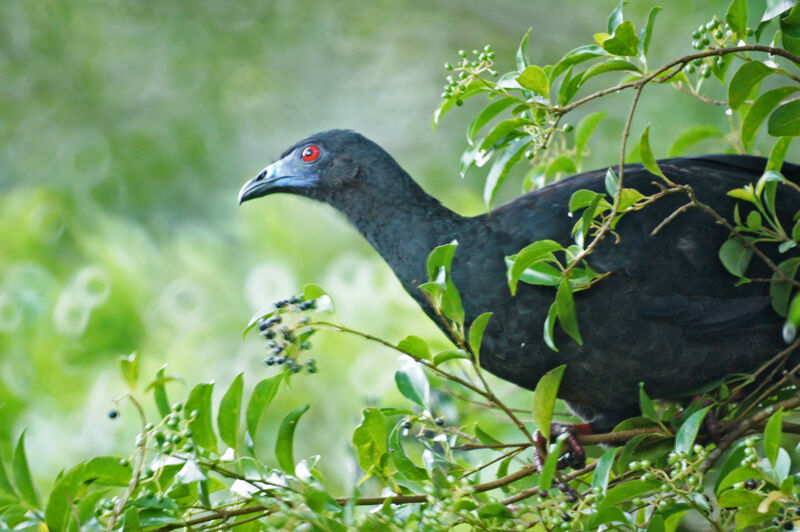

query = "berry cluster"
(257, 295), (320, 375)
(441, 45), (497, 103)
(686, 17), (753, 78)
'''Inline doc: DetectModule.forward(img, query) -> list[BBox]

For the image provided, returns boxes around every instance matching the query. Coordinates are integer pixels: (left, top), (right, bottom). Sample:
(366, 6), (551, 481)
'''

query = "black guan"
(239, 129), (800, 434)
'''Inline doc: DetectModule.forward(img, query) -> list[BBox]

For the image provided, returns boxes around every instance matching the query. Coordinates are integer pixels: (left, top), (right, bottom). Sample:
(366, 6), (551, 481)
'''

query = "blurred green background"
(0, 0), (785, 491)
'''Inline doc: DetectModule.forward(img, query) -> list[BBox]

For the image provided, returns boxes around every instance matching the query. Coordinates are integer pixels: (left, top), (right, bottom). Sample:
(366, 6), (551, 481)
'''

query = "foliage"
(3, 1), (800, 531)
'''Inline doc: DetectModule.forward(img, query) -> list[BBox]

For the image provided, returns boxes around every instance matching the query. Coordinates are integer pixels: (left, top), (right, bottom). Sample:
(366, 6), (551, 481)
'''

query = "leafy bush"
(3, 1), (800, 530)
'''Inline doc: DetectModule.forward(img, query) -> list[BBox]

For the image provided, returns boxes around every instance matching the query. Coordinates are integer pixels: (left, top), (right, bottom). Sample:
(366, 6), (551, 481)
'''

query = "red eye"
(301, 144), (320, 162)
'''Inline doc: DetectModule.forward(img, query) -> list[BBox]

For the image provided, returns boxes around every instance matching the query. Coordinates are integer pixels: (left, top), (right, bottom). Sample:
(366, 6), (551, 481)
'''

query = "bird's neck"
(336, 177), (465, 290)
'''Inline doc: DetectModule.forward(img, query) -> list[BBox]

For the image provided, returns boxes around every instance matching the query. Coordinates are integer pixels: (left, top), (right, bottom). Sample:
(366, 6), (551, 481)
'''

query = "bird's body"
(240, 130), (800, 432)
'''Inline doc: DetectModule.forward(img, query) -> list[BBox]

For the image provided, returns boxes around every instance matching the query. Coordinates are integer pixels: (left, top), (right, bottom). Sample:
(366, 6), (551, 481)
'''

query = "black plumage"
(239, 129), (800, 432)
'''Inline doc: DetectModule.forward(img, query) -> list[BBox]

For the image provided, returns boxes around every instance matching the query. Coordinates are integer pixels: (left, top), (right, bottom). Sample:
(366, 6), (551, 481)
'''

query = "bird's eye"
(301, 145), (320, 162)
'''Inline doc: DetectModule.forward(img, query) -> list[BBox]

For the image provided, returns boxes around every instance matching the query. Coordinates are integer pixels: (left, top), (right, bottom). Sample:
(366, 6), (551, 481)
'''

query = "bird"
(238, 129), (799, 443)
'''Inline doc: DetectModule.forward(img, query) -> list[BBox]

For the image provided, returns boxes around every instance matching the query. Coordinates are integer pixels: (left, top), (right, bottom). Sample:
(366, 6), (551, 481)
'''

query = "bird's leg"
(532, 422), (592, 471)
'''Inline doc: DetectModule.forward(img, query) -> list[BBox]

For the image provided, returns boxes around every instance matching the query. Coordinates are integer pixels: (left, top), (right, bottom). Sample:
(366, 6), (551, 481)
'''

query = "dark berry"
(403, 421), (412, 430)
(565, 489), (578, 502)
(275, 355), (287, 365)
(561, 513), (572, 522)
(557, 482), (569, 493)
(271, 345), (284, 355)
(265, 357), (275, 366)
(435, 417), (445, 426)
(275, 299), (289, 308)
(538, 489), (549, 499)
(290, 295), (302, 304)
(264, 330), (275, 339)
(306, 358), (316, 366)
(307, 366), (317, 374)
(784, 523), (793, 531)
(290, 365), (301, 373)
(745, 479), (757, 490)
(108, 409), (119, 419)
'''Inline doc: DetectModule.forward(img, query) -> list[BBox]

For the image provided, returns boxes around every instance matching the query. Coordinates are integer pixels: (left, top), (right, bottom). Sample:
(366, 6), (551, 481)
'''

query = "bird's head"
(238, 129), (407, 208)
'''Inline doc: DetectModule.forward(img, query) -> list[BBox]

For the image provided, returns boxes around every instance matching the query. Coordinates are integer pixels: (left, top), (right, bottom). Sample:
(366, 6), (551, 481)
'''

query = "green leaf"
(478, 502), (513, 519)
(646, 514), (665, 532)
(186, 382), (217, 453)
(545, 155), (577, 179)
(556, 279), (583, 345)
(84, 456), (133, 486)
(719, 237), (753, 277)
(639, 125), (665, 178)
(483, 137), (530, 206)
(151, 365), (172, 419)
(557, 65), (584, 105)
(668, 125), (725, 157)
(608, 2), (626, 32)
(218, 373), (243, 452)
(726, 0), (749, 40)
(388, 427), (428, 481)
(598, 479), (660, 509)
(582, 59), (640, 83)
(717, 464), (765, 493)
(467, 98), (517, 145)
(729, 61), (775, 111)
(762, 0), (797, 21)
(767, 136), (792, 171)
(638, 382), (659, 422)
(352, 407), (388, 479)
(475, 424), (502, 445)
(45, 463), (85, 532)
(426, 241), (458, 280)
(550, 45), (607, 82)
(516, 28), (532, 71)
(395, 357), (430, 408)
(781, 10), (800, 55)
(605, 168), (619, 197)
(639, 6), (662, 56)
(601, 21), (640, 56)
(119, 351), (139, 391)
(768, 100), (800, 136)
(397, 335), (431, 361)
(532, 364), (566, 441)
(276, 403), (310, 474)
(592, 448), (618, 495)
(12, 431), (39, 508)
(303, 283), (334, 312)
(718, 488), (764, 507)
(764, 408), (784, 467)
(538, 436), (564, 490)
(742, 87), (799, 150)
(746, 210), (763, 231)
(468, 312), (492, 361)
(246, 373), (283, 446)
(674, 406), (710, 454)
(517, 65), (549, 98)
(478, 118), (533, 152)
(433, 349), (469, 365)
(506, 240), (563, 295)
(543, 301), (559, 351)
(575, 112), (607, 162)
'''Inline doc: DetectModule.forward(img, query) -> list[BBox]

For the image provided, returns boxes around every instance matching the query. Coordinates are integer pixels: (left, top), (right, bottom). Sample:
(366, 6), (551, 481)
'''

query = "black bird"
(239, 129), (799, 436)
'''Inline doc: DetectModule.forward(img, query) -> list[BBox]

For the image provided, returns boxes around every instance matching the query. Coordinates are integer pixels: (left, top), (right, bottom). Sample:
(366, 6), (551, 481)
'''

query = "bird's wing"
(635, 293), (775, 337)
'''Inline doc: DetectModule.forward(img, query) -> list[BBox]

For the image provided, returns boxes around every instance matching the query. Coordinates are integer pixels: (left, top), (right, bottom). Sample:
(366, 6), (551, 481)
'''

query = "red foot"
(532, 423), (592, 471)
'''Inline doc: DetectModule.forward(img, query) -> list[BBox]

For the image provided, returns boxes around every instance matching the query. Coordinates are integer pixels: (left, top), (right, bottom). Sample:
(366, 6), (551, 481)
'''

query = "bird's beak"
(238, 162), (279, 205)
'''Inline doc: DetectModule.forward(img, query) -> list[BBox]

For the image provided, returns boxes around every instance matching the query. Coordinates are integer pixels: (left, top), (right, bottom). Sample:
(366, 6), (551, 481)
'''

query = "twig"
(107, 395), (148, 532)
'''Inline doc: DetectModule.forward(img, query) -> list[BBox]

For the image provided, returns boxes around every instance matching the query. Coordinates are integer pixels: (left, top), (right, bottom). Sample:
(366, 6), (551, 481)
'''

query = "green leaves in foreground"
(276, 403), (311, 474)
(420, 240), (465, 326)
(532, 364), (566, 441)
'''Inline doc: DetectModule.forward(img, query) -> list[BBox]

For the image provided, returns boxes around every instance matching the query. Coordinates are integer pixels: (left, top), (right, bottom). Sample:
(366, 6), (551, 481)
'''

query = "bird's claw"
(532, 423), (590, 471)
